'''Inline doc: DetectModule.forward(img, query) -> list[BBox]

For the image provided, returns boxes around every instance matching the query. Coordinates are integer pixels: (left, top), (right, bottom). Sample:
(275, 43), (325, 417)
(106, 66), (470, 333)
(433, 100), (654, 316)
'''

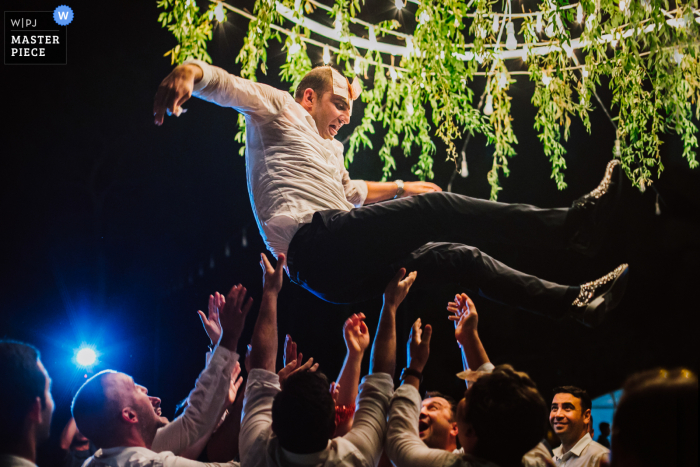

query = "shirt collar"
(553, 433), (593, 459)
(280, 440), (331, 465)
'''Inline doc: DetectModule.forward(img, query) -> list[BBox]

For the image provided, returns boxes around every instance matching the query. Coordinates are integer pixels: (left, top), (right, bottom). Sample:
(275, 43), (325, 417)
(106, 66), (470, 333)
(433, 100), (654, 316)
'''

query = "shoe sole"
(585, 265), (629, 327)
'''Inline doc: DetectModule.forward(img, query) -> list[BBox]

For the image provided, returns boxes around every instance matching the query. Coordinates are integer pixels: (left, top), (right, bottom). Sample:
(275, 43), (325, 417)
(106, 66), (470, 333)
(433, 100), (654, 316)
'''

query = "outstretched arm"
(447, 293), (490, 376)
(250, 253), (285, 372)
(334, 313), (370, 436)
(370, 268), (417, 376)
(363, 181), (442, 205)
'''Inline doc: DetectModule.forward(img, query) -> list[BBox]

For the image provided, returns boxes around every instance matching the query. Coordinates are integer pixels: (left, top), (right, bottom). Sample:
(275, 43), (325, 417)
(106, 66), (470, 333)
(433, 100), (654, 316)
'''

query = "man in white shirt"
(386, 293), (550, 467)
(0, 340), (54, 467)
(550, 387), (609, 467)
(153, 62), (628, 327)
(239, 253), (414, 467)
(71, 284), (252, 467)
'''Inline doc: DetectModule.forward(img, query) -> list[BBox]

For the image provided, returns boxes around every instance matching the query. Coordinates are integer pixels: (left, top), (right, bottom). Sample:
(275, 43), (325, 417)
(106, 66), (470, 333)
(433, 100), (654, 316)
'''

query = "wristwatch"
(394, 179), (405, 199)
(400, 367), (423, 383)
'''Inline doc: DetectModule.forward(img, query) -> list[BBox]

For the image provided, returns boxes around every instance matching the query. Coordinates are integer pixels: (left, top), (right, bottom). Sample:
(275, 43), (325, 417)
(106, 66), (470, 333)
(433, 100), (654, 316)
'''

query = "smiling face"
(418, 397), (458, 450)
(130, 379), (169, 429)
(300, 87), (351, 140)
(550, 393), (590, 446)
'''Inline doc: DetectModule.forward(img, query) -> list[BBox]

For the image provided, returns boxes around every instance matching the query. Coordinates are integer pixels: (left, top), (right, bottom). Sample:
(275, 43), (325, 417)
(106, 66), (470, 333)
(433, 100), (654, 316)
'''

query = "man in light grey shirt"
(550, 387), (609, 467)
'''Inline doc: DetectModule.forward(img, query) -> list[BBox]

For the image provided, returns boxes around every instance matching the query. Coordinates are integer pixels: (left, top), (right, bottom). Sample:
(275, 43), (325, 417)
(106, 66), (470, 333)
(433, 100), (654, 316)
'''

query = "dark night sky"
(2, 0), (699, 463)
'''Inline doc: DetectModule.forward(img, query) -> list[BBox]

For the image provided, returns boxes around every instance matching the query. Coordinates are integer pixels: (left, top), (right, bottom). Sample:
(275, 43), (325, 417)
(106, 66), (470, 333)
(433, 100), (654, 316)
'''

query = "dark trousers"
(286, 192), (576, 317)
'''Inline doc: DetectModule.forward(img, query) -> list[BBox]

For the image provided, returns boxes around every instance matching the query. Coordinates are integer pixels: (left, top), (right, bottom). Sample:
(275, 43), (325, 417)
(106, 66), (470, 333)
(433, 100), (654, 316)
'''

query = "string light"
(577, 3), (584, 23)
(505, 22), (517, 50)
(454, 17), (460, 28)
(394, 0), (404, 10)
(334, 11), (342, 34)
(288, 41), (301, 55)
(498, 72), (508, 89)
(323, 44), (331, 64)
(460, 151), (469, 178)
(542, 72), (552, 86)
(214, 2), (224, 22)
(406, 100), (414, 115)
(673, 48), (683, 65)
(582, 66), (589, 78)
(484, 94), (494, 115)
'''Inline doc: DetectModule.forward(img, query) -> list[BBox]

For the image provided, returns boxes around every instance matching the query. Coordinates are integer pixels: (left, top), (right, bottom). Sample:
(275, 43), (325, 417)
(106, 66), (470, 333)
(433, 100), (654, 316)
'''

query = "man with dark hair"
(387, 310), (548, 467)
(71, 284), (250, 466)
(0, 340), (54, 467)
(596, 422), (610, 449)
(550, 386), (608, 466)
(611, 368), (697, 467)
(240, 252), (415, 467)
(418, 391), (459, 452)
(154, 58), (629, 328)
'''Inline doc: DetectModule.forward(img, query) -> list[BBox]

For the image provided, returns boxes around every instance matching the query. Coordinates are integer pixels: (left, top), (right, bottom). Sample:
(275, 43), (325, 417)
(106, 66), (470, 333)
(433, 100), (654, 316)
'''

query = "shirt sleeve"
(239, 369), (280, 467)
(151, 347), (239, 455)
(184, 59), (290, 122)
(386, 384), (467, 467)
(155, 450), (239, 466)
(341, 373), (394, 467)
(332, 141), (367, 207)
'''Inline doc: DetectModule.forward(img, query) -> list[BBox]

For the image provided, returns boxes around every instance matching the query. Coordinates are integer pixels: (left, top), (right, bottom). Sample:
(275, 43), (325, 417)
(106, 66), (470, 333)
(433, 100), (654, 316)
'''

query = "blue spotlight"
(76, 347), (97, 367)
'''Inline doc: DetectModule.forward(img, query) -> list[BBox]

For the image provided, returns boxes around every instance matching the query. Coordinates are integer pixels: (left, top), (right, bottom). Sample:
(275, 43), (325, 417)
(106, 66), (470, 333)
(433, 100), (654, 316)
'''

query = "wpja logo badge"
(5, 5), (72, 65)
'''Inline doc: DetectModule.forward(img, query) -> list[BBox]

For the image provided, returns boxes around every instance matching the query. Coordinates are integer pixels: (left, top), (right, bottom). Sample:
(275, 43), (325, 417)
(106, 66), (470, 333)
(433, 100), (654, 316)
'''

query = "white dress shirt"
(185, 60), (368, 259)
(239, 369), (393, 467)
(81, 446), (237, 466)
(551, 434), (609, 467)
(0, 454), (37, 467)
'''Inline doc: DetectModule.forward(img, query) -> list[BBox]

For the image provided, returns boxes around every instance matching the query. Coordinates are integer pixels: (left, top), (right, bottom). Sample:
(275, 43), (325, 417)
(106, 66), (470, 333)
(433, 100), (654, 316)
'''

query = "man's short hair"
(0, 340), (46, 451)
(424, 391), (458, 422)
(614, 368), (698, 467)
(71, 370), (119, 448)
(552, 385), (592, 411)
(599, 421), (610, 429)
(272, 371), (335, 454)
(294, 67), (333, 101)
(462, 365), (547, 466)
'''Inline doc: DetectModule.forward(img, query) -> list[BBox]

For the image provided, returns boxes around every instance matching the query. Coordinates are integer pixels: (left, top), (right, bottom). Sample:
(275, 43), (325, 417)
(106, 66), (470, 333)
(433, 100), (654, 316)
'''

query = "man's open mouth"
(418, 420), (429, 433)
(329, 124), (338, 136)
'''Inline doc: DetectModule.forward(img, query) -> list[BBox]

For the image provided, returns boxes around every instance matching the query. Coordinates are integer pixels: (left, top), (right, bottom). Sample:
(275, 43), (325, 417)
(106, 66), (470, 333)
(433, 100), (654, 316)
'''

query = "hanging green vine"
(157, 0), (219, 64)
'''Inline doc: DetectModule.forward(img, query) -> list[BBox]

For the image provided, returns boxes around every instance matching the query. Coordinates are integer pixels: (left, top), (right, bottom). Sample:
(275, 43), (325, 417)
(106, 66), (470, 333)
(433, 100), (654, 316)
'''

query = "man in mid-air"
(153, 61), (628, 327)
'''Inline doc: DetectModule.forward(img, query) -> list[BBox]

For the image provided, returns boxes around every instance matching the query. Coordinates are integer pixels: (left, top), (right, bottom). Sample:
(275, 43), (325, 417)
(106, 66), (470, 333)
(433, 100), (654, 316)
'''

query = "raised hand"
(218, 284), (254, 351)
(227, 362), (244, 406)
(278, 356), (319, 388)
(329, 381), (341, 406)
(383, 268), (418, 309)
(447, 293), (479, 347)
(343, 313), (370, 356)
(260, 253), (286, 295)
(153, 63), (202, 125)
(407, 318), (432, 373)
(197, 292), (225, 347)
(283, 334), (300, 369)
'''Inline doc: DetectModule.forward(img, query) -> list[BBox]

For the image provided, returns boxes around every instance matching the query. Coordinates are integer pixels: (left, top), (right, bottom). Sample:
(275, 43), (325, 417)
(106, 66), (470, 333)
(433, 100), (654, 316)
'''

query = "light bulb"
(479, 26), (487, 38)
(581, 66), (589, 78)
(545, 22), (554, 37)
(454, 17), (460, 27)
(483, 94), (494, 115)
(354, 58), (361, 74)
(492, 15), (499, 33)
(389, 66), (398, 81)
(406, 101), (414, 115)
(505, 22), (517, 50)
(673, 49), (683, 65)
(334, 11), (342, 34)
(214, 3), (224, 22)
(208, 10), (214, 20)
(542, 72), (552, 86)
(288, 42), (301, 55)
(405, 37), (414, 56)
(440, 50), (445, 60)
(323, 45), (331, 64)
(577, 4), (584, 23)
(498, 72), (507, 89)
(460, 152), (469, 178)
(395, 0), (403, 10)
(536, 12), (543, 33)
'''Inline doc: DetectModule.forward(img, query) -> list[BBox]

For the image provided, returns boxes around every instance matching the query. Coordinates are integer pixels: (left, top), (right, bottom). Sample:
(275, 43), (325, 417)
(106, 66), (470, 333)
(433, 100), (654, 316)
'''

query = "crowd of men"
(1, 255), (697, 467)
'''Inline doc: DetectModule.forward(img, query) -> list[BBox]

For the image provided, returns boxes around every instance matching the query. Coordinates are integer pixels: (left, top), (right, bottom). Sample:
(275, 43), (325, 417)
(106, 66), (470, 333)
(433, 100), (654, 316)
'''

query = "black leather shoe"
(567, 160), (622, 256)
(570, 264), (629, 328)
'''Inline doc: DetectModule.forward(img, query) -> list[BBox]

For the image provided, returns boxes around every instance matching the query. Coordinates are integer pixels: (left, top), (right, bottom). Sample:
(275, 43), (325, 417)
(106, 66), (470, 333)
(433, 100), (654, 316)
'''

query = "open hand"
(278, 356), (319, 388)
(407, 318), (432, 373)
(403, 181), (442, 197)
(227, 362), (244, 406)
(383, 268), (417, 309)
(260, 253), (285, 295)
(447, 293), (478, 347)
(219, 284), (253, 349)
(343, 313), (370, 356)
(198, 292), (225, 346)
(153, 63), (201, 125)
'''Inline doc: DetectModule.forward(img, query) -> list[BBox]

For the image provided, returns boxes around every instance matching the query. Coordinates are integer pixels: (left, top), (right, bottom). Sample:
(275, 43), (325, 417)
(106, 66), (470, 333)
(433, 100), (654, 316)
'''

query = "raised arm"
(447, 293), (490, 376)
(334, 313), (370, 436)
(153, 63), (203, 125)
(370, 268), (417, 376)
(249, 253), (285, 372)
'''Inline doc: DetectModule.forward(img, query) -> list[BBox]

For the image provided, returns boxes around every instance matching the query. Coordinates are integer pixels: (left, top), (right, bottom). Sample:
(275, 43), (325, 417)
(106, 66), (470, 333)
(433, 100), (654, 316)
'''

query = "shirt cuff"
(477, 362), (495, 372)
(210, 344), (239, 367)
(393, 383), (422, 406)
(183, 59), (213, 93)
(351, 180), (369, 207)
(248, 368), (280, 385)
